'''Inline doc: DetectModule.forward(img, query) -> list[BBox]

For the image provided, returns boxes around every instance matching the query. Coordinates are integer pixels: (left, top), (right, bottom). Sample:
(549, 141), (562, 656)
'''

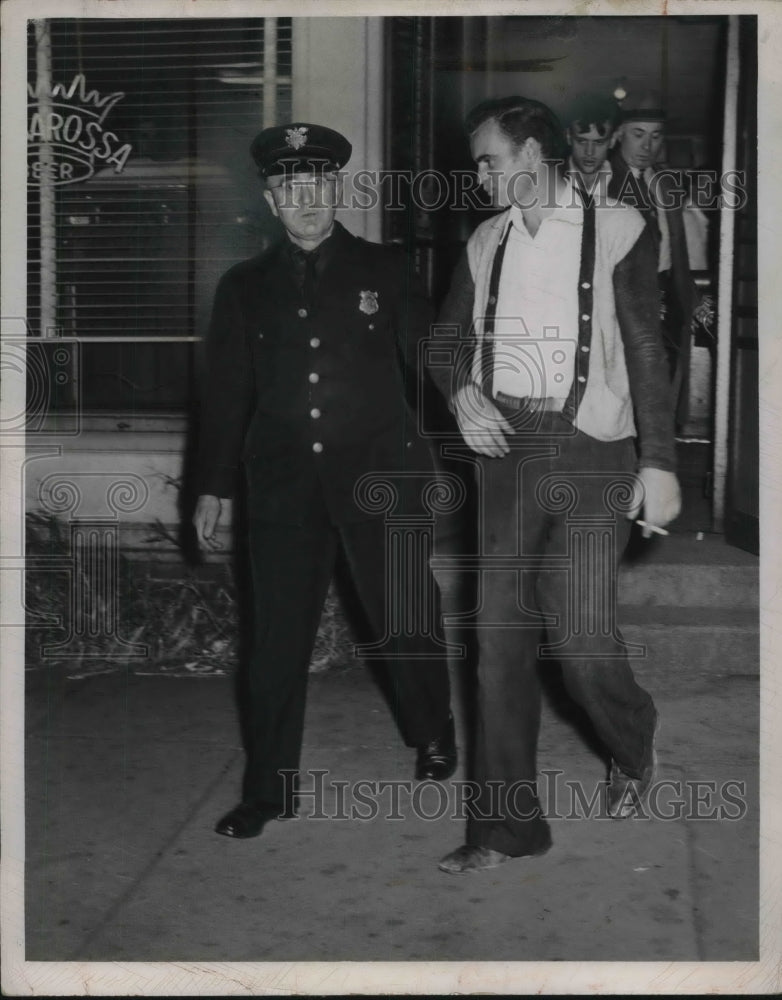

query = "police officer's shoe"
(415, 713), (457, 781)
(215, 801), (282, 839)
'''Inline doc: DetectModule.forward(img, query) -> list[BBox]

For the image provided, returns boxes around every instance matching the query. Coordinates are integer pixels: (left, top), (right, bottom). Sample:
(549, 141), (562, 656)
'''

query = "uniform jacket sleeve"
(428, 249), (476, 404)
(196, 269), (255, 498)
(389, 249), (436, 376)
(612, 225), (678, 472)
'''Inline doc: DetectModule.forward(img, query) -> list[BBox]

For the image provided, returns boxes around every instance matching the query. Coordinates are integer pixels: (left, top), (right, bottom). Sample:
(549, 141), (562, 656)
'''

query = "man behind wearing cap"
(431, 96), (680, 874)
(563, 93), (620, 199)
(193, 123), (456, 840)
(608, 90), (696, 424)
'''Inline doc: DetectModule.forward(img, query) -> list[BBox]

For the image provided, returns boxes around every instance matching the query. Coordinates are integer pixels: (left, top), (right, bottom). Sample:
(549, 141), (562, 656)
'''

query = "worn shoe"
(215, 801), (280, 839)
(607, 716), (659, 819)
(415, 713), (457, 781)
(438, 845), (510, 874)
(438, 838), (551, 874)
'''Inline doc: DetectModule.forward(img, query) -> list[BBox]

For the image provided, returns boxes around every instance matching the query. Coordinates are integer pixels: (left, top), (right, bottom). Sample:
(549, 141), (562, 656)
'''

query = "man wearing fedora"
(193, 123), (456, 840)
(608, 90), (696, 425)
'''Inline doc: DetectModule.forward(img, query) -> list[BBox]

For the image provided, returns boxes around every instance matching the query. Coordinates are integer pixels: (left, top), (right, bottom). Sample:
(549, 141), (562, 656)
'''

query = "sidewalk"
(24, 653), (758, 964)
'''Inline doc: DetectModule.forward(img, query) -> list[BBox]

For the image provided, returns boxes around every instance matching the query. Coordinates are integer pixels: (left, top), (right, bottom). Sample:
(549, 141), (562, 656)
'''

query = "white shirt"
(491, 185), (581, 400)
(466, 195), (647, 445)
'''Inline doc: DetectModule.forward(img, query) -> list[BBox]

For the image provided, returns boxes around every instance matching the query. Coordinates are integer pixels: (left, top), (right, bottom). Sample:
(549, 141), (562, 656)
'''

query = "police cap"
(250, 122), (352, 177)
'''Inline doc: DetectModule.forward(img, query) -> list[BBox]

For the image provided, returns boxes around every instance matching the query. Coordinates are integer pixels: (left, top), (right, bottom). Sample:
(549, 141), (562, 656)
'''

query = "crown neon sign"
(28, 73), (133, 185)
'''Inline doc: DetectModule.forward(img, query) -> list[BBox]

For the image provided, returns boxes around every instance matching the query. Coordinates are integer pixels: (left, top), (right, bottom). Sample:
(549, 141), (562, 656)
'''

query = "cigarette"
(636, 520), (669, 536)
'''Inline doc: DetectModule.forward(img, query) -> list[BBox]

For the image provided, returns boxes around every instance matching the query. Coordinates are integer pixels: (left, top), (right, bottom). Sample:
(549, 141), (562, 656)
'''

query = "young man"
(194, 123), (456, 840)
(432, 96), (680, 874)
(563, 93), (620, 198)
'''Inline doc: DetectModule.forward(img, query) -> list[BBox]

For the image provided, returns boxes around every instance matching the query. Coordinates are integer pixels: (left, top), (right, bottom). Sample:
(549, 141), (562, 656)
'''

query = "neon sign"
(27, 73), (133, 186)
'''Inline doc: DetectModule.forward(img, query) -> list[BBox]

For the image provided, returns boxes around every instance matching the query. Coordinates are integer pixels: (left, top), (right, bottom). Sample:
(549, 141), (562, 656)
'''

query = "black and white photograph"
(1, 0), (780, 994)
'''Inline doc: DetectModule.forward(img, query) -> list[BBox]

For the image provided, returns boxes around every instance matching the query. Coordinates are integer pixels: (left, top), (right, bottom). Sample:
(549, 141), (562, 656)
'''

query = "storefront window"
(27, 17), (291, 412)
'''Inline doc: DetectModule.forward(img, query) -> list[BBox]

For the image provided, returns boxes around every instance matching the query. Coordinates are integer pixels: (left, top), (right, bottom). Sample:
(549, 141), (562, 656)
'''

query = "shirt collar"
(567, 156), (613, 183)
(502, 175), (584, 239)
(629, 165), (654, 184)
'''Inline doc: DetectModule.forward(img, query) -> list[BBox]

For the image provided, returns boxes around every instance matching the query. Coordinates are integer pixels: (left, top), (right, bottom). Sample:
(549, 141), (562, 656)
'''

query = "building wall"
(292, 17), (384, 241)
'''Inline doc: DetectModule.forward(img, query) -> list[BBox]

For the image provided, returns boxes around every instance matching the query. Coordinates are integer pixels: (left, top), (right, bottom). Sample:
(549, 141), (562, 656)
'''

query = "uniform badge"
(359, 290), (379, 315)
(285, 126), (308, 150)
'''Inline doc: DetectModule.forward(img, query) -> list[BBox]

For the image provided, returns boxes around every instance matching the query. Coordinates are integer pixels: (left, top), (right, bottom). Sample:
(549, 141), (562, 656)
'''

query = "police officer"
(193, 123), (456, 840)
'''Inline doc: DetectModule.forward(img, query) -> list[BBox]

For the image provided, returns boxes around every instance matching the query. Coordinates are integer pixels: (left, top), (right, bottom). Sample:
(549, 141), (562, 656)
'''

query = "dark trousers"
(466, 411), (657, 856)
(241, 487), (451, 809)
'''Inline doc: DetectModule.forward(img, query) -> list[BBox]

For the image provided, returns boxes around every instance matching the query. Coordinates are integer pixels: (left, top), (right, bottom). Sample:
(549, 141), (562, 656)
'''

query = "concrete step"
(434, 532), (759, 609)
(439, 603), (759, 681)
(434, 564), (758, 610)
(618, 605), (759, 679)
(617, 562), (758, 608)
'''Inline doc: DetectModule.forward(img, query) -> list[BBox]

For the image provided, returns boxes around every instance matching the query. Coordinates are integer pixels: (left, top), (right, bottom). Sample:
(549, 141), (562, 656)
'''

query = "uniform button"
(308, 372), (319, 384)
(406, 440), (412, 448)
(578, 375), (586, 383)
(489, 295), (497, 305)
(368, 323), (374, 330)
(581, 281), (591, 290)
(312, 442), (323, 453)
(581, 313), (590, 321)
(310, 407), (321, 419)
(298, 307), (308, 318)
(310, 337), (320, 348)
(581, 345), (590, 353)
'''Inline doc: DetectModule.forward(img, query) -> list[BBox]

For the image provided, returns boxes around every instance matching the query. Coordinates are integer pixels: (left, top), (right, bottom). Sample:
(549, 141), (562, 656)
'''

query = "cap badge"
(285, 126), (309, 150)
(359, 290), (379, 316)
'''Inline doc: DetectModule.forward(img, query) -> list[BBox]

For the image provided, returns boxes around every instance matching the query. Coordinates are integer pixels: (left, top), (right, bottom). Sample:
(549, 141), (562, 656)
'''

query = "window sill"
(29, 412), (190, 436)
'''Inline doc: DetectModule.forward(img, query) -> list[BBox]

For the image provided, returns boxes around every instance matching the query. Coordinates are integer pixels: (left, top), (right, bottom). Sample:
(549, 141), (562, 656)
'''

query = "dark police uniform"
(196, 125), (453, 823)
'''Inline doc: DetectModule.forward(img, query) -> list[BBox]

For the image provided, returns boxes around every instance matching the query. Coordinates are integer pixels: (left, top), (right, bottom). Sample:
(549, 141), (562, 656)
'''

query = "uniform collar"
(284, 220), (348, 271)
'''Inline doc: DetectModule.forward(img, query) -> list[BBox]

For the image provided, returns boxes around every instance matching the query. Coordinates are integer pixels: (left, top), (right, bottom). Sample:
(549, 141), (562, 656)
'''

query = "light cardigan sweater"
(432, 195), (676, 472)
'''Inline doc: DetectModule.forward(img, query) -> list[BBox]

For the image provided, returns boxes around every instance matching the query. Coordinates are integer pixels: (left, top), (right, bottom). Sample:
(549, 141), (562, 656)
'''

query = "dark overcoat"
(608, 150), (696, 423)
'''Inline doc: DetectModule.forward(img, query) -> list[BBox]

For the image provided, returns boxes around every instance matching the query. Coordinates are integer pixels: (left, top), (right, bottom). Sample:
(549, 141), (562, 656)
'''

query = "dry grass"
(25, 512), (355, 679)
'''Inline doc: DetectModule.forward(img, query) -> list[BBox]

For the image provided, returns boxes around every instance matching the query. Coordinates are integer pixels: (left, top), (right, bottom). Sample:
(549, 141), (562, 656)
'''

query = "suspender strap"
(478, 223), (512, 394)
(561, 193), (595, 424)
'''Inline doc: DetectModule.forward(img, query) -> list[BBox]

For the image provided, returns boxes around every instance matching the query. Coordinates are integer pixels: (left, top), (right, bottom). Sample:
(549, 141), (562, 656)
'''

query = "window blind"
(27, 17), (291, 411)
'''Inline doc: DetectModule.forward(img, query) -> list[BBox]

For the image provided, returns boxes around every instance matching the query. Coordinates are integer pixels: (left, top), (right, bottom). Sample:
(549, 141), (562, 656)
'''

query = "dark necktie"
(635, 171), (661, 248)
(292, 247), (319, 308)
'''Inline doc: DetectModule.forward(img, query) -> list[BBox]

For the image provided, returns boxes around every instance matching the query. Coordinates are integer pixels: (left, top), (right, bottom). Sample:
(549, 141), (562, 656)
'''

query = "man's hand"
(193, 494), (233, 552)
(627, 467), (682, 538)
(451, 382), (513, 457)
